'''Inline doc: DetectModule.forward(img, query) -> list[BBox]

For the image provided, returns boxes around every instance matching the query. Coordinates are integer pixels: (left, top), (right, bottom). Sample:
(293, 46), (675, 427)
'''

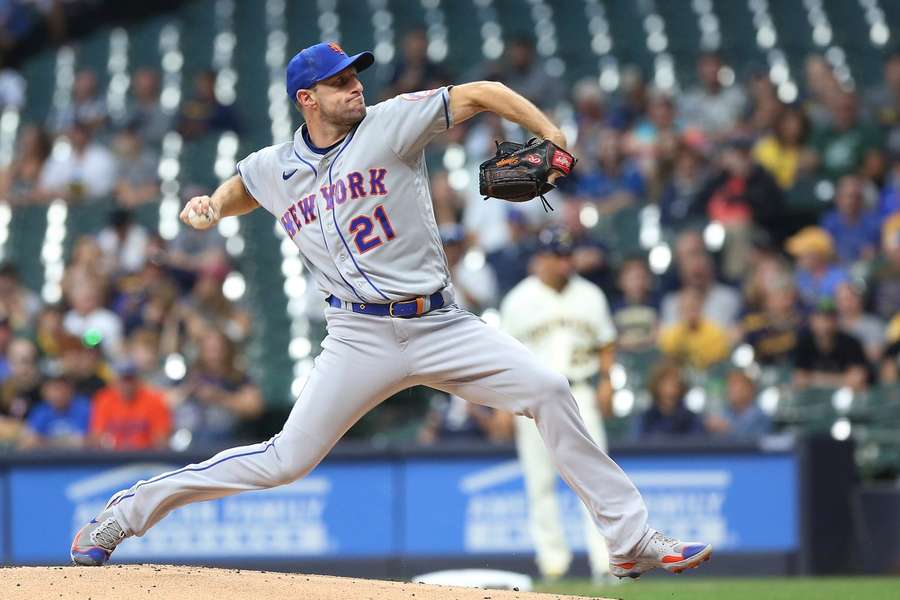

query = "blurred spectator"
(811, 92), (883, 181)
(59, 335), (108, 399)
(171, 329), (262, 445)
(384, 28), (448, 97)
(112, 126), (160, 208)
(176, 260), (251, 345)
(418, 393), (506, 444)
(128, 329), (171, 390)
(679, 51), (747, 140)
(835, 281), (885, 364)
(0, 123), (51, 204)
(34, 303), (67, 360)
(887, 314), (900, 346)
(881, 338), (900, 383)
(820, 175), (880, 264)
(574, 129), (644, 216)
(486, 35), (563, 109)
(866, 50), (900, 150)
(752, 106), (816, 190)
(803, 54), (843, 128)
(485, 210), (536, 298)
(90, 361), (171, 450)
(693, 136), (785, 276)
(740, 233), (789, 312)
(870, 214), (900, 320)
(113, 258), (179, 337)
(879, 155), (900, 218)
(658, 143), (706, 226)
(19, 371), (90, 449)
(441, 224), (498, 313)
(48, 68), (107, 134)
(97, 209), (149, 275)
(0, 315), (10, 380)
(609, 65), (648, 130)
(634, 361), (704, 438)
(625, 90), (681, 175)
(0, 338), (42, 422)
(570, 77), (609, 160)
(429, 170), (463, 225)
(658, 286), (730, 369)
(63, 276), (124, 358)
(178, 70), (240, 140)
(38, 121), (117, 202)
(558, 201), (612, 292)
(744, 71), (782, 135)
(793, 299), (869, 392)
(741, 277), (801, 366)
(661, 237), (741, 329)
(786, 226), (848, 307)
(705, 370), (771, 438)
(612, 257), (659, 353)
(122, 67), (172, 146)
(67, 235), (110, 282)
(0, 263), (41, 332)
(0, 60), (24, 110)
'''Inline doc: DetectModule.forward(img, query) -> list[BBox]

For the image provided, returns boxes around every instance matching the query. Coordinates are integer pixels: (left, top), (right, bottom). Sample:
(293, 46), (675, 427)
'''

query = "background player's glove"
(479, 138), (576, 211)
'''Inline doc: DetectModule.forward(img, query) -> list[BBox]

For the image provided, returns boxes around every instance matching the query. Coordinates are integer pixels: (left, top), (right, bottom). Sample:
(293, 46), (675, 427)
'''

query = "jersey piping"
(327, 127), (390, 300)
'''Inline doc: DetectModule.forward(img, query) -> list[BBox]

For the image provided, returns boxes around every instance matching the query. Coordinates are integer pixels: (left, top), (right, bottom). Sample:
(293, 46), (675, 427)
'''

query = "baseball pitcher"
(500, 227), (615, 582)
(71, 42), (711, 579)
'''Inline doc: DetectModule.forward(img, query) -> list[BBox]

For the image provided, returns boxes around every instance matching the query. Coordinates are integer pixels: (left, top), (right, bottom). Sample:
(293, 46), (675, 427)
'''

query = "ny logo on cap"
(328, 42), (344, 54)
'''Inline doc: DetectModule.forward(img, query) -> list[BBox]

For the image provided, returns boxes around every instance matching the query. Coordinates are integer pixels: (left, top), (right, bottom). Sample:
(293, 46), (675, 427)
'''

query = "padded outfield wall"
(0, 438), (856, 577)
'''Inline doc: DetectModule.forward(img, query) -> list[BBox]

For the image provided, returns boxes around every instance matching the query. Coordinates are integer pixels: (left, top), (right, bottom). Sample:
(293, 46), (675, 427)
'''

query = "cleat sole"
(661, 545), (713, 574)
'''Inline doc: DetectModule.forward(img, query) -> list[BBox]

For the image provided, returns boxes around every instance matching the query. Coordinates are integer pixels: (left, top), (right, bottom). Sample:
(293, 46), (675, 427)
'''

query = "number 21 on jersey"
(349, 205), (396, 253)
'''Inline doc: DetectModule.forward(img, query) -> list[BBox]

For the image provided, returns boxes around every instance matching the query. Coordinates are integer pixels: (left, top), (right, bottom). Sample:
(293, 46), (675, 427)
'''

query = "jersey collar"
(293, 120), (363, 161)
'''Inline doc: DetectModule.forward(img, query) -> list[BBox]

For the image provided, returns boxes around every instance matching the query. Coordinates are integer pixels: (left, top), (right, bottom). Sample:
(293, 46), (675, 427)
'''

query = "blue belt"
(327, 290), (446, 318)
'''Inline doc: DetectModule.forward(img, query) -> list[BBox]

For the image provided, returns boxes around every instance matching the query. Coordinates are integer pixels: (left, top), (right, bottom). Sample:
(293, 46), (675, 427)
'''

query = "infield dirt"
(0, 565), (611, 600)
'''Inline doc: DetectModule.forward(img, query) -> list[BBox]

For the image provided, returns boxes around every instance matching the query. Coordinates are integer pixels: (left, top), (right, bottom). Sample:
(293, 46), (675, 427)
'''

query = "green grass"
(536, 577), (900, 600)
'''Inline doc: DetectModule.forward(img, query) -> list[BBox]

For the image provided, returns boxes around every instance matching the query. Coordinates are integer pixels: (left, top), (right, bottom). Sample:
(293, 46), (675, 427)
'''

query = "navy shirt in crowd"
(634, 404), (705, 438)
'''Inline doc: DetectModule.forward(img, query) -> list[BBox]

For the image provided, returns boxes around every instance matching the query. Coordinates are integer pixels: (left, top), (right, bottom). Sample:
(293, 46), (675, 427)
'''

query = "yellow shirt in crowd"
(659, 319), (731, 370)
(752, 136), (798, 189)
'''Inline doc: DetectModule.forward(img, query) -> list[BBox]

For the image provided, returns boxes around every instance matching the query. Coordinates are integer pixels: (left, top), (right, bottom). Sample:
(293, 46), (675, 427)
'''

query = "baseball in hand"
(187, 206), (213, 228)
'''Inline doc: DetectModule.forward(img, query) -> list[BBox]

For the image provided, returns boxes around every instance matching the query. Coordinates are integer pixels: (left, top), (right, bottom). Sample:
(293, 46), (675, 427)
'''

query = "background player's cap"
(536, 226), (575, 256)
(285, 42), (374, 102)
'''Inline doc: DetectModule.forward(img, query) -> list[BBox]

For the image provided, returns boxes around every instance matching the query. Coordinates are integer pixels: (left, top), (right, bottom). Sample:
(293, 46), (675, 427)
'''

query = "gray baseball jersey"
(101, 88), (654, 561)
(237, 87), (452, 302)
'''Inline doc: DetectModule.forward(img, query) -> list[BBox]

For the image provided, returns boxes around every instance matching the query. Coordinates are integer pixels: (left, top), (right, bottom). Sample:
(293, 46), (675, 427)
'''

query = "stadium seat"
(599, 0), (652, 75)
(64, 198), (115, 261)
(5, 205), (47, 293)
(128, 15), (168, 69)
(440, 0), (483, 75)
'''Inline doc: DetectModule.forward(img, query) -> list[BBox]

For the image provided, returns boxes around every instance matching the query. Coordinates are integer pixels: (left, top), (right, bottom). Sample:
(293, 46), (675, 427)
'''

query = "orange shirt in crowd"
(90, 384), (171, 450)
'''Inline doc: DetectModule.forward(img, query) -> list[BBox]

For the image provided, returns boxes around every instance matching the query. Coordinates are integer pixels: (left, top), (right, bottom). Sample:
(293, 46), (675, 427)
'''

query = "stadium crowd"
(0, 27), (899, 454)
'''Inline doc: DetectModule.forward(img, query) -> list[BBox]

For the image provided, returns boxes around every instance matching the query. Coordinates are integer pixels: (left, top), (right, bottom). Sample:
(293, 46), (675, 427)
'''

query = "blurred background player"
(500, 226), (616, 583)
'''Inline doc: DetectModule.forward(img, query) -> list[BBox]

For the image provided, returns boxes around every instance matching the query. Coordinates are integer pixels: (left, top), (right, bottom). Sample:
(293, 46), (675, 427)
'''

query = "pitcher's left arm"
(449, 81), (567, 181)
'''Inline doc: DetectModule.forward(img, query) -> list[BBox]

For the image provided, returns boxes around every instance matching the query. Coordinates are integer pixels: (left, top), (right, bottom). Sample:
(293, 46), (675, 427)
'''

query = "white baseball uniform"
(104, 87), (651, 559)
(501, 274), (615, 578)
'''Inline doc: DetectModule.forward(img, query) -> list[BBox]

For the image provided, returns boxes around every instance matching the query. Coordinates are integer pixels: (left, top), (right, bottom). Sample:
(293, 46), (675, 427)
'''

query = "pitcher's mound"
(0, 565), (610, 600)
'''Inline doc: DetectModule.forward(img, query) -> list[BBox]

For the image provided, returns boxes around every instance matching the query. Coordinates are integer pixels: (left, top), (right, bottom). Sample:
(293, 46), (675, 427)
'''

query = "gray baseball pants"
(108, 304), (651, 557)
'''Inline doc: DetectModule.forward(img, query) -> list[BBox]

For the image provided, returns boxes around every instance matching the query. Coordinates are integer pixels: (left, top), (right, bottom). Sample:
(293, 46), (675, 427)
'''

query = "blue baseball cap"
(285, 42), (374, 103)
